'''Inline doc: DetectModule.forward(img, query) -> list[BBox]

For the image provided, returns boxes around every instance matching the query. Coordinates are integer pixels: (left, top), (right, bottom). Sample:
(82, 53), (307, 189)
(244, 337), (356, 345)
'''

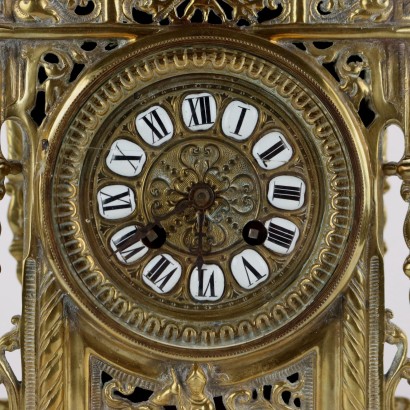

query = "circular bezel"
(40, 29), (370, 358)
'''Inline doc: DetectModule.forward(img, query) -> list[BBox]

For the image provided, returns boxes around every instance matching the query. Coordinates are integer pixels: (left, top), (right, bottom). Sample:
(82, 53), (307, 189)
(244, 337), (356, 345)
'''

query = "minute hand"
(195, 210), (205, 272)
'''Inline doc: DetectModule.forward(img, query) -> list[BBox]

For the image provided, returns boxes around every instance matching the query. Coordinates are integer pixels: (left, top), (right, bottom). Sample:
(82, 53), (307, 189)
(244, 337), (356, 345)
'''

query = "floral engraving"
(145, 142), (260, 254)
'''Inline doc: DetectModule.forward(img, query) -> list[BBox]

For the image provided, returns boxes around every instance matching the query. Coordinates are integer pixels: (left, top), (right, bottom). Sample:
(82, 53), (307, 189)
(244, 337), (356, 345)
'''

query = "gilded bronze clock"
(40, 30), (369, 356)
(3, 1), (410, 408)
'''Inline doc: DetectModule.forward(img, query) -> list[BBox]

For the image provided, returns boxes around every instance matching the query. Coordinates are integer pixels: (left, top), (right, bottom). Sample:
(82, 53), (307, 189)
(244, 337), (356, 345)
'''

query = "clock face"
(86, 79), (318, 306)
(43, 32), (369, 355)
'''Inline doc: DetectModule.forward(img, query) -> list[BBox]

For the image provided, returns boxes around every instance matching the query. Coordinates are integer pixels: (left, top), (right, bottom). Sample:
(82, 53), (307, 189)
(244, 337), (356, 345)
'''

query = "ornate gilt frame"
(0, 1), (409, 409)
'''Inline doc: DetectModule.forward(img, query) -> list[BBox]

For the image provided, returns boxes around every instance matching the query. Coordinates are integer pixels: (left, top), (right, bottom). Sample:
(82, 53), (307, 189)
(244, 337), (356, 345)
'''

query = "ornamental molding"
(40, 38), (365, 354)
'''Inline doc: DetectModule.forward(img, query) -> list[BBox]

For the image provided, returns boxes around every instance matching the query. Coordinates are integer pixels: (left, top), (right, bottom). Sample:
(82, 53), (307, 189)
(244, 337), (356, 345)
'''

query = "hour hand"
(195, 210), (205, 272)
(153, 198), (193, 223)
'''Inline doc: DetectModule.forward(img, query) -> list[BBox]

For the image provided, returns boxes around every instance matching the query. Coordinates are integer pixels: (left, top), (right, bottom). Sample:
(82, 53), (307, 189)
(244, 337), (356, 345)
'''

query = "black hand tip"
(242, 220), (267, 246)
(142, 224), (167, 249)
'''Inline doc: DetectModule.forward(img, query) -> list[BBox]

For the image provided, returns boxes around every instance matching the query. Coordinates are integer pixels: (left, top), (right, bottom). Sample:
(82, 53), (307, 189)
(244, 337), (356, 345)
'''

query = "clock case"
(0, 1), (408, 409)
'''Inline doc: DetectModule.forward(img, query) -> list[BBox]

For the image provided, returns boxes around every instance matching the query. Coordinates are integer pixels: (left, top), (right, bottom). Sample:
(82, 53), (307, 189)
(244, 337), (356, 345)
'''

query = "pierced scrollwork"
(384, 310), (410, 410)
(225, 376), (304, 409)
(13, 0), (103, 23)
(99, 357), (313, 410)
(309, 0), (393, 23)
(291, 41), (376, 127)
(103, 365), (216, 410)
(26, 39), (126, 127)
(121, 0), (291, 25)
(0, 316), (21, 410)
(384, 157), (410, 279)
(0, 151), (21, 202)
(395, 397), (410, 410)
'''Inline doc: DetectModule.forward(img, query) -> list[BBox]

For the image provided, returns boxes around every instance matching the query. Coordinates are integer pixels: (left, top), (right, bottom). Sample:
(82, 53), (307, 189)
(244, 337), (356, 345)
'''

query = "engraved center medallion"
(144, 140), (261, 255)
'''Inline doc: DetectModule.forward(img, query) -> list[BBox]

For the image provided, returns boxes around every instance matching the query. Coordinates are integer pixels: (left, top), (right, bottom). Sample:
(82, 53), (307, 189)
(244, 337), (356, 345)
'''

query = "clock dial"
(88, 80), (314, 314)
(45, 37), (368, 353)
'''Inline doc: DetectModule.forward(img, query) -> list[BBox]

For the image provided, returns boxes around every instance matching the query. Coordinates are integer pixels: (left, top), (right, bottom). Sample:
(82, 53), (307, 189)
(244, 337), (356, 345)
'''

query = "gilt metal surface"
(0, 1), (408, 409)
